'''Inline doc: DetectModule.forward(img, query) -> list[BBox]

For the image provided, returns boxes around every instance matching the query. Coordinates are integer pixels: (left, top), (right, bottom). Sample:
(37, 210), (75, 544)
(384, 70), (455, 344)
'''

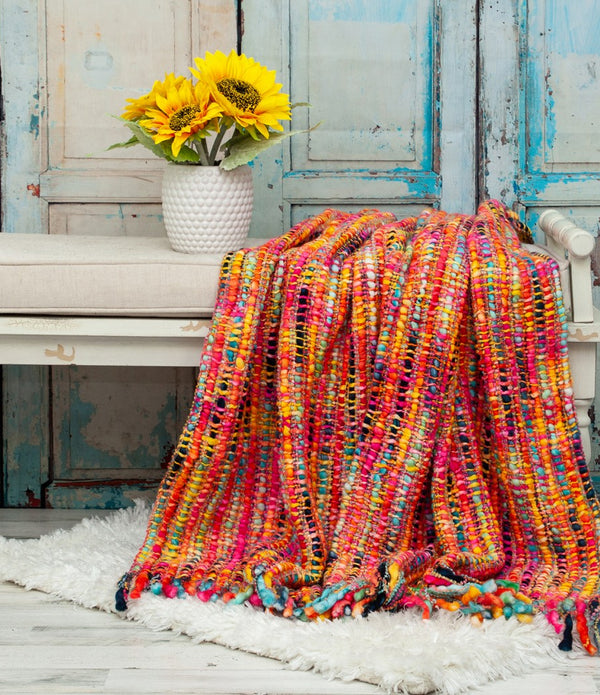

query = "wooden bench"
(535, 210), (600, 464)
(0, 234), (232, 367)
(1, 211), (598, 462)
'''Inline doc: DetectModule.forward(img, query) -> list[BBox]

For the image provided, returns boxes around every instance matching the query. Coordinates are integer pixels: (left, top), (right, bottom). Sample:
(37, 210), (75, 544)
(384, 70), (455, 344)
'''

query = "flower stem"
(198, 140), (210, 166)
(208, 127), (229, 165)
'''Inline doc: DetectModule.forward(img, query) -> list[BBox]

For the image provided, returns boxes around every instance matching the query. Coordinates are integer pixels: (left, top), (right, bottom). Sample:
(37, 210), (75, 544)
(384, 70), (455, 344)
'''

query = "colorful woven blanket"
(118, 200), (600, 654)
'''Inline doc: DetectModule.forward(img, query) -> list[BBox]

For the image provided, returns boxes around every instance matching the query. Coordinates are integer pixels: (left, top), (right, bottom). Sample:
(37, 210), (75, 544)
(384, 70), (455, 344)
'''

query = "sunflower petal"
(171, 132), (190, 157)
(255, 122), (270, 139)
(190, 49), (291, 137)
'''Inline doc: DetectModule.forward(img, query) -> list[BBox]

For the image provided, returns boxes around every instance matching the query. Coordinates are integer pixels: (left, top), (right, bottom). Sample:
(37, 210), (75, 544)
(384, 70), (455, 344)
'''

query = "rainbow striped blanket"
(118, 200), (600, 654)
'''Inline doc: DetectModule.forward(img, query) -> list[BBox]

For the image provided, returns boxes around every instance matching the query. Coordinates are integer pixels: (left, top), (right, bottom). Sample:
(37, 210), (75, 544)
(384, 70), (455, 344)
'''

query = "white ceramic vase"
(161, 163), (254, 254)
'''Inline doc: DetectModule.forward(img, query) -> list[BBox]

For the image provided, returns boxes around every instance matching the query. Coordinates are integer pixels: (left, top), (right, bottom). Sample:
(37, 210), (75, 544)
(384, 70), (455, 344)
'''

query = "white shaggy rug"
(0, 503), (574, 694)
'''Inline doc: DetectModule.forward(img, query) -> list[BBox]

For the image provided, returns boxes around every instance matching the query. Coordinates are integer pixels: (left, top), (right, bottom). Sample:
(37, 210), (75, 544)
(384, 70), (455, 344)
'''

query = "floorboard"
(1, 509), (599, 694)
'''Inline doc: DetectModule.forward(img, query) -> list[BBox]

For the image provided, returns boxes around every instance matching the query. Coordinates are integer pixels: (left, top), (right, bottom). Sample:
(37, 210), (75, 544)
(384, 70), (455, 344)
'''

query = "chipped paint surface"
(0, 2), (44, 234)
(308, 2), (415, 24)
(2, 366), (50, 508)
(244, 0), (442, 238)
(181, 321), (211, 334)
(525, 1), (600, 171)
(569, 328), (600, 343)
(0, 1), (230, 507)
(41, 366), (195, 508)
(25, 489), (42, 508)
(44, 344), (76, 362)
(46, 481), (160, 509)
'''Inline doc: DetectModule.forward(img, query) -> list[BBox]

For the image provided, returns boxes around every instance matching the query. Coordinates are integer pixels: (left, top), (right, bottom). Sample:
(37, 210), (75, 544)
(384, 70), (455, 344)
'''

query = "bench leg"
(575, 398), (594, 466)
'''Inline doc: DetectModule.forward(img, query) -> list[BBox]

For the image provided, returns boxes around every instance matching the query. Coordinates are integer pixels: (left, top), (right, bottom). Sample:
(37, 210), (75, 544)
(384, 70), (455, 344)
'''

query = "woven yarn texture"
(120, 200), (600, 654)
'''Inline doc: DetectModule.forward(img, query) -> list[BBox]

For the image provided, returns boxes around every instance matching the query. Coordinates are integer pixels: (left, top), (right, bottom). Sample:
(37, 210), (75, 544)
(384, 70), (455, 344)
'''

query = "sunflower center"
(169, 105), (202, 131)
(217, 78), (260, 112)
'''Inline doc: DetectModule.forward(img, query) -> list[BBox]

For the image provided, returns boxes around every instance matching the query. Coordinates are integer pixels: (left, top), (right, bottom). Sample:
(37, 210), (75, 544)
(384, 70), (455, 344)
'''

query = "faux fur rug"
(0, 503), (576, 694)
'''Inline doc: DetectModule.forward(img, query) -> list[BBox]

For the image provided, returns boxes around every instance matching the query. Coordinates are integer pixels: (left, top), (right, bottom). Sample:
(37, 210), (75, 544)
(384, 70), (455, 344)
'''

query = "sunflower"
(191, 50), (291, 139)
(139, 78), (223, 157)
(122, 73), (186, 121)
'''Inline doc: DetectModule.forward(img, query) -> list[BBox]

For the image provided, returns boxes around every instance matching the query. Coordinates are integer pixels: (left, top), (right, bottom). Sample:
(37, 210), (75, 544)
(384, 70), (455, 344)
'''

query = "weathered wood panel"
(4, 0), (600, 505)
(1, 2), (50, 508)
(1, 1), (237, 507)
(49, 204), (165, 237)
(243, 0), (477, 236)
(481, 0), (600, 472)
(481, 0), (600, 205)
(47, 366), (195, 508)
(290, 2), (433, 169)
(0, 0), (46, 234)
(2, 367), (49, 508)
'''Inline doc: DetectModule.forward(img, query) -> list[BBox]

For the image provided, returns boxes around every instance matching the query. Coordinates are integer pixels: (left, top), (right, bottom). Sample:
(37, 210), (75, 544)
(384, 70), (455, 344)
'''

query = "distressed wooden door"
(243, 0), (478, 234)
(4, 0), (600, 506)
(480, 0), (600, 470)
(1, 0), (478, 507)
(0, 0), (236, 507)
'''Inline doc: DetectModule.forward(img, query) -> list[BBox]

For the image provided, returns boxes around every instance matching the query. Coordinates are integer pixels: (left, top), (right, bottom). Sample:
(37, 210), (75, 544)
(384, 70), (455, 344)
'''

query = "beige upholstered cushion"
(0, 234), (264, 317)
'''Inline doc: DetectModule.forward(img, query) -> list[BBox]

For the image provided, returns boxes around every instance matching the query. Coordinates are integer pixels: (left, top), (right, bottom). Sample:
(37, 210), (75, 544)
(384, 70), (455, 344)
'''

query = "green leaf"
(291, 102), (311, 109)
(123, 120), (174, 160)
(108, 116), (204, 163)
(220, 122), (322, 171)
(107, 135), (139, 150)
(169, 144), (200, 163)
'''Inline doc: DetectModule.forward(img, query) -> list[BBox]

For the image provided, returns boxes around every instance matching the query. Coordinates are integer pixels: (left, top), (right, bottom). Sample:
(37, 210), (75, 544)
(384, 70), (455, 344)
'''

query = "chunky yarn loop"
(119, 201), (600, 654)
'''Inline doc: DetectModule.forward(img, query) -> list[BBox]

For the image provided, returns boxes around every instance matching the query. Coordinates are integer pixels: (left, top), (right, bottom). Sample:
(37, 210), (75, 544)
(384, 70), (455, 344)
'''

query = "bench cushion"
(0, 234), (254, 317)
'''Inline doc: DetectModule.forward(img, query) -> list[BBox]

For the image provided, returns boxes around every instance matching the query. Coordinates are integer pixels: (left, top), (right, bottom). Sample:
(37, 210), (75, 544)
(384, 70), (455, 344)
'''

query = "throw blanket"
(119, 200), (600, 654)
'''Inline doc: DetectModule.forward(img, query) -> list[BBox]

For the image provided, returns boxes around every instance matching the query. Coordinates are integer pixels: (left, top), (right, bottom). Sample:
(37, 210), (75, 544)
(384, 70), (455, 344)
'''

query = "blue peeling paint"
(545, 0), (599, 57)
(309, 0), (416, 24)
(29, 89), (40, 139)
(5, 441), (45, 506)
(127, 392), (177, 467)
(544, 73), (557, 156)
(29, 112), (40, 139)
(421, 4), (434, 171)
(523, 0), (559, 170)
(48, 482), (159, 510)
(523, 0), (543, 168)
(61, 386), (123, 472)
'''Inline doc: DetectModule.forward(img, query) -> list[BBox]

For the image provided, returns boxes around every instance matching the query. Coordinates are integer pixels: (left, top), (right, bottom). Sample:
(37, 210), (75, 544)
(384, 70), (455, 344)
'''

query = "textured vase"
(161, 163), (254, 254)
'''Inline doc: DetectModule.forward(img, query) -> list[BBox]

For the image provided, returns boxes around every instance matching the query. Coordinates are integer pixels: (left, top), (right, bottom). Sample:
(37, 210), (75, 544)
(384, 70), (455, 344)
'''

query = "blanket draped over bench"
(119, 200), (600, 654)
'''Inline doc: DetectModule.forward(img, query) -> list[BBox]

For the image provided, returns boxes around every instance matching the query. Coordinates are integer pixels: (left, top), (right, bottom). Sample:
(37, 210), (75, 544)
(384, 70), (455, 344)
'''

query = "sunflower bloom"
(140, 78), (223, 157)
(122, 73), (186, 121)
(191, 50), (291, 139)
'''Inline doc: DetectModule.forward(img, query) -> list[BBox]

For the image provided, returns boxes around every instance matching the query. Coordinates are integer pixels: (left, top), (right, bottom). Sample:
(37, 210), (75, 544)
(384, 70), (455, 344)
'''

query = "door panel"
(521, 0), (600, 208)
(242, 0), (478, 236)
(481, 0), (600, 208)
(290, 1), (431, 169)
(49, 204), (165, 237)
(2, 368), (50, 508)
(526, 0), (600, 173)
(480, 0), (600, 470)
(1, 0), (237, 507)
(47, 366), (195, 508)
(43, 0), (201, 227)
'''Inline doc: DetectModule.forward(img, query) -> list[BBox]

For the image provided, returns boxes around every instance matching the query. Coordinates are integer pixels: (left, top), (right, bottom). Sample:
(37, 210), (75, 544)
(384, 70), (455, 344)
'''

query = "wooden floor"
(1, 510), (600, 694)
